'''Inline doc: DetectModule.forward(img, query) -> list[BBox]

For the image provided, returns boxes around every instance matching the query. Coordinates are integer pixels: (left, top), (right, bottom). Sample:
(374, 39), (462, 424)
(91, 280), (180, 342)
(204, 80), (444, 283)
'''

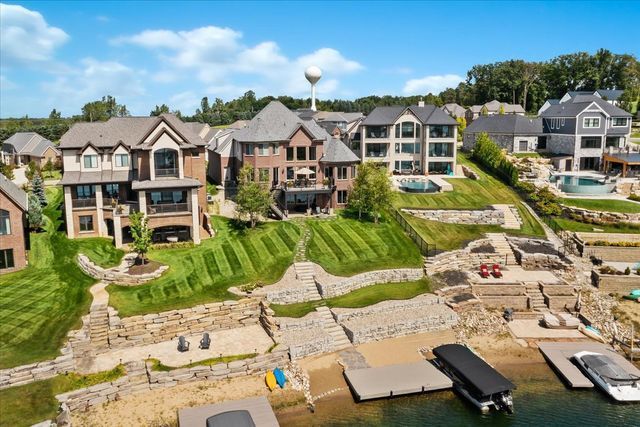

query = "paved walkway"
(491, 204), (521, 229)
(507, 319), (584, 339)
(11, 166), (27, 186)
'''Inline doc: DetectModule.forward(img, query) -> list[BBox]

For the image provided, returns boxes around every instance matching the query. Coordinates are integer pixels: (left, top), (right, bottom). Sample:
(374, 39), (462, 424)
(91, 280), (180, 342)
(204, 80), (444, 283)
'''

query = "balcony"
(429, 126), (454, 139)
(155, 167), (179, 178)
(428, 143), (455, 158)
(147, 203), (190, 215)
(278, 179), (333, 193)
(365, 126), (388, 139)
(72, 198), (96, 209)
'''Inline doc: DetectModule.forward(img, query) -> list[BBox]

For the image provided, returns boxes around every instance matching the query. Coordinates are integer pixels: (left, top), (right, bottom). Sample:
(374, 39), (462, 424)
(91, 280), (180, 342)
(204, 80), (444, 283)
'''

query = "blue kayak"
(273, 368), (286, 389)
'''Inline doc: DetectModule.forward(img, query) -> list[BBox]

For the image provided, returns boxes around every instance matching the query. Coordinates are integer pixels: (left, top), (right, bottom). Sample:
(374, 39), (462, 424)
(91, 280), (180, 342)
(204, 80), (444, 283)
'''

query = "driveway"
(11, 166), (27, 186)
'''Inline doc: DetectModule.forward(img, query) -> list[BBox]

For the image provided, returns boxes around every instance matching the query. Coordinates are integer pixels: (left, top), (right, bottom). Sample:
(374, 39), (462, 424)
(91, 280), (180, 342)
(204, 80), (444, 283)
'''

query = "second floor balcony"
(365, 143), (389, 158)
(147, 203), (191, 215)
(428, 143), (455, 158)
(72, 198), (96, 209)
(155, 167), (179, 178)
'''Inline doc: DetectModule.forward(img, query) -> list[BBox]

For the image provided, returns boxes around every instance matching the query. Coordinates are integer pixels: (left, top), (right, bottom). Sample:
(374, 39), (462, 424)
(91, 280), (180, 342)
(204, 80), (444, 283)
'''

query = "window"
(244, 144), (254, 156)
(79, 215), (94, 232)
(606, 137), (621, 148)
(429, 125), (452, 138)
(286, 167), (295, 180)
(104, 183), (119, 199)
(296, 147), (306, 161)
(612, 117), (627, 127)
(351, 166), (357, 177)
(286, 147), (294, 161)
(394, 124), (400, 138)
(337, 190), (348, 204)
(154, 149), (178, 177)
(258, 168), (269, 182)
(0, 210), (10, 235)
(365, 126), (388, 139)
(583, 117), (600, 128)
(518, 140), (529, 152)
(76, 185), (95, 199)
(272, 167), (279, 184)
(257, 144), (269, 156)
(537, 136), (547, 150)
(428, 143), (454, 157)
(272, 144), (280, 155)
(395, 143), (400, 154)
(395, 160), (414, 172)
(0, 249), (14, 270)
(309, 147), (316, 160)
(324, 167), (332, 179)
(83, 154), (98, 168)
(580, 136), (602, 149)
(401, 122), (415, 138)
(415, 125), (421, 138)
(309, 166), (316, 179)
(114, 154), (129, 167)
(191, 149), (200, 158)
(337, 166), (348, 180)
(401, 143), (417, 154)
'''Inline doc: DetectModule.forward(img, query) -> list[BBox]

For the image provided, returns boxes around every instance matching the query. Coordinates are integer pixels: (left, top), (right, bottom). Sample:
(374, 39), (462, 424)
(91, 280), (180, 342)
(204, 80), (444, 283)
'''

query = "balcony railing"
(278, 179), (333, 191)
(155, 167), (179, 177)
(428, 145), (454, 157)
(147, 203), (190, 215)
(72, 198), (96, 208)
(365, 151), (388, 158)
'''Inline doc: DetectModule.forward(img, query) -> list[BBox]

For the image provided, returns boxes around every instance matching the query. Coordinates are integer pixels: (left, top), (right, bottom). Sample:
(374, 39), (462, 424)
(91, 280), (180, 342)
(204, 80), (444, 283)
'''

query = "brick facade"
(0, 192), (28, 272)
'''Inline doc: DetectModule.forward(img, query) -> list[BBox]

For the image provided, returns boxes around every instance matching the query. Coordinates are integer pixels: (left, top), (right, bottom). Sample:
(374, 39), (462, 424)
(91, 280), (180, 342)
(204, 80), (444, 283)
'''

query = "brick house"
(0, 173), (29, 272)
(1, 132), (60, 167)
(58, 114), (211, 248)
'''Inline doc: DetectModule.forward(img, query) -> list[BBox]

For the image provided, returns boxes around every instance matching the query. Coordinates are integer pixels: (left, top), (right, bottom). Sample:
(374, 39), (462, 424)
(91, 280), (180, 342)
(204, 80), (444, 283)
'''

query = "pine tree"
(31, 173), (47, 206)
(27, 193), (44, 230)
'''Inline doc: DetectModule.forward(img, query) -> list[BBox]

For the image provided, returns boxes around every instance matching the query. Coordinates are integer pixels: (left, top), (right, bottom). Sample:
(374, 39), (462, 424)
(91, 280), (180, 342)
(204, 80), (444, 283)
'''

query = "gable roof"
(319, 137), (360, 163)
(595, 89), (624, 101)
(59, 114), (206, 150)
(232, 101), (330, 143)
(540, 95), (631, 118)
(362, 105), (457, 126)
(2, 132), (60, 158)
(465, 115), (542, 135)
(0, 173), (28, 211)
(442, 103), (466, 117)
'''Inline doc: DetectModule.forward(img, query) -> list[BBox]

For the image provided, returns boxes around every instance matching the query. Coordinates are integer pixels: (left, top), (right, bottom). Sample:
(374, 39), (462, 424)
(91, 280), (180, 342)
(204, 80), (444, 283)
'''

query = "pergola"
(603, 153), (640, 178)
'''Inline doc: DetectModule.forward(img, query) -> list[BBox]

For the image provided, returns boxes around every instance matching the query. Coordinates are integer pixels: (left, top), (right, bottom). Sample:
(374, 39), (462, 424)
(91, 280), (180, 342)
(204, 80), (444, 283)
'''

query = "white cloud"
(96, 15), (109, 23)
(403, 74), (464, 95)
(0, 3), (69, 66)
(169, 91), (201, 113)
(0, 74), (18, 90)
(113, 25), (363, 98)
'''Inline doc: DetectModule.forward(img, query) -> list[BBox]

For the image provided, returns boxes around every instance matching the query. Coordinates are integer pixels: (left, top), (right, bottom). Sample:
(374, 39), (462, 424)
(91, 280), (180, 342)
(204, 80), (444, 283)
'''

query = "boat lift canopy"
(433, 344), (516, 397)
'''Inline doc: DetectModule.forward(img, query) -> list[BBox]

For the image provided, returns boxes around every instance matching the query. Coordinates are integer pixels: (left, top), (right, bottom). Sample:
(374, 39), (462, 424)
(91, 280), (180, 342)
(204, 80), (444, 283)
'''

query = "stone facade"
(317, 268), (423, 298)
(546, 134), (576, 156)
(0, 345), (74, 390)
(77, 253), (169, 285)
(402, 208), (505, 225)
(507, 237), (573, 271)
(591, 270), (640, 294)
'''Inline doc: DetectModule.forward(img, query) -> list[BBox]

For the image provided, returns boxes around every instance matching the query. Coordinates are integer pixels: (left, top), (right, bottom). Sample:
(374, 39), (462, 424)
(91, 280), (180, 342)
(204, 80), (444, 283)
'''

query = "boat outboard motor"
(497, 393), (514, 414)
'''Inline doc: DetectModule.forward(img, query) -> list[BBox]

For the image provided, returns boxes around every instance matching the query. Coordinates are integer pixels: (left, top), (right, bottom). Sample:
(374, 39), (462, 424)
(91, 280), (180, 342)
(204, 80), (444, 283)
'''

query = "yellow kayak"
(265, 370), (277, 391)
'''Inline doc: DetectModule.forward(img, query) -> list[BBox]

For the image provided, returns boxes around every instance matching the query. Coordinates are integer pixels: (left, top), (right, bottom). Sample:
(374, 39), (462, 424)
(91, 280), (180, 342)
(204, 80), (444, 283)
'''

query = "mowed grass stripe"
(314, 223), (349, 260)
(332, 222), (370, 258)
(320, 223), (360, 260)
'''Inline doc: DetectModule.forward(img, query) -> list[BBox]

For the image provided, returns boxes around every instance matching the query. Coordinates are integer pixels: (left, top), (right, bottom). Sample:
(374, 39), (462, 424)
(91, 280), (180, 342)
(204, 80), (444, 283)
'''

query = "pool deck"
(178, 396), (279, 427)
(344, 360), (453, 401)
(537, 341), (640, 389)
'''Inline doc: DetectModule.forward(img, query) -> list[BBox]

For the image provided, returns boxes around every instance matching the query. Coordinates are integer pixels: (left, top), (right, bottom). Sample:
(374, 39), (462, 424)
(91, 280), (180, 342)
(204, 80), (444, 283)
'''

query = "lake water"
(276, 363), (638, 426)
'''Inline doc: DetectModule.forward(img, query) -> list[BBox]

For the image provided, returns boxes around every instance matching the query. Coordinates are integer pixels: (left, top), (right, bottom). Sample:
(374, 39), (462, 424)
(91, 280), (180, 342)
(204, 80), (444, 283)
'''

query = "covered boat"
(433, 344), (516, 413)
(573, 351), (640, 402)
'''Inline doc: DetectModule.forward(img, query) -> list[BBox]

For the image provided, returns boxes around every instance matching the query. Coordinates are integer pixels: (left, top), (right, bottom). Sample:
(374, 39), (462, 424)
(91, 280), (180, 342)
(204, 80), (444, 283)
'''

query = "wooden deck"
(178, 396), (279, 427)
(537, 341), (640, 388)
(344, 360), (452, 401)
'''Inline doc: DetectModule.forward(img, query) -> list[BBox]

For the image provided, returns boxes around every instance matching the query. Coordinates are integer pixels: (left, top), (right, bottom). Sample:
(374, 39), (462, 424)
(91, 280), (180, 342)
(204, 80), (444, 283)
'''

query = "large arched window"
(154, 149), (178, 177)
(0, 210), (10, 235)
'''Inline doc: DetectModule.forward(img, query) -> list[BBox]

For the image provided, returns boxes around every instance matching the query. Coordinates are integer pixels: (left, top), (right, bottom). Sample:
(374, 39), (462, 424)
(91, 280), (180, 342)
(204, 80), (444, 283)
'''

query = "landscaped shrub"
(624, 267), (631, 275)
(628, 194), (640, 202)
(585, 240), (640, 247)
(471, 133), (519, 186)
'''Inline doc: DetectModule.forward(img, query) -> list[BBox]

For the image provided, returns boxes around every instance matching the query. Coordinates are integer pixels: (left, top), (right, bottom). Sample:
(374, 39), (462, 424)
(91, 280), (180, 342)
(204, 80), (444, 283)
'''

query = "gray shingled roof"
(465, 115), (542, 135)
(442, 103), (466, 117)
(184, 122), (208, 135)
(2, 132), (60, 158)
(319, 137), (360, 164)
(59, 114), (206, 150)
(595, 89), (624, 101)
(232, 101), (330, 143)
(59, 170), (134, 185)
(0, 173), (28, 211)
(540, 96), (631, 118)
(362, 105), (457, 126)
(468, 101), (526, 114)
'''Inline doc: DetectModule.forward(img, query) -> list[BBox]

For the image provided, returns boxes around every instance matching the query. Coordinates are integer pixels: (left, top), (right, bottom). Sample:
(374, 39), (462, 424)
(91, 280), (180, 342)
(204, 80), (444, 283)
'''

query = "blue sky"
(1, 1), (638, 117)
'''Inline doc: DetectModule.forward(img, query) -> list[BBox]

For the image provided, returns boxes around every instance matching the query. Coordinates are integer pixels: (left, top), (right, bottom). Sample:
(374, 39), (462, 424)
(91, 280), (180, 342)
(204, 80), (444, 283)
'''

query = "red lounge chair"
(480, 264), (490, 278)
(492, 264), (503, 278)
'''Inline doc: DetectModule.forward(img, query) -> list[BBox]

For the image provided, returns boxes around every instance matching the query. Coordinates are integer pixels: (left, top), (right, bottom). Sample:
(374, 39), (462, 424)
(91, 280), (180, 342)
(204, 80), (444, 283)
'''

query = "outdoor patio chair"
(200, 332), (211, 349)
(177, 336), (190, 352)
(492, 264), (503, 278)
(480, 264), (490, 278)
(315, 206), (320, 215)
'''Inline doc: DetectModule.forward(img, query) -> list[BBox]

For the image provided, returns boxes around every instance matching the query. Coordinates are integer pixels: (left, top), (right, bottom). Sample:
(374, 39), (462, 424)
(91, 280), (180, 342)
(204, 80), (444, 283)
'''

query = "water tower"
(304, 66), (322, 111)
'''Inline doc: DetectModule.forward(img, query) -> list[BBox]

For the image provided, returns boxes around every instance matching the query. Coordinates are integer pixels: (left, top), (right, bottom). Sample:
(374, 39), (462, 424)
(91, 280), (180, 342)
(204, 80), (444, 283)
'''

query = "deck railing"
(72, 198), (96, 208)
(147, 203), (190, 215)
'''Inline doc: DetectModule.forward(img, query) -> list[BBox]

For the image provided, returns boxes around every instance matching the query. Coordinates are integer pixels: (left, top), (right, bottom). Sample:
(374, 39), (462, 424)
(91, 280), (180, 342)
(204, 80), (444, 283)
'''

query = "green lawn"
(560, 198), (640, 214)
(512, 152), (542, 159)
(0, 187), (122, 369)
(0, 365), (124, 427)
(270, 278), (431, 318)
(41, 169), (62, 181)
(306, 215), (423, 276)
(551, 217), (640, 234)
(108, 217), (301, 317)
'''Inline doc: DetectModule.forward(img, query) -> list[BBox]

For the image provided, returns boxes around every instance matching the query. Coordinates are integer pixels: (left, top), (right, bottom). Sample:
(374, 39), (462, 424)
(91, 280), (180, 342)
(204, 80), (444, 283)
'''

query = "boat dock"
(178, 396), (279, 427)
(538, 341), (640, 388)
(344, 360), (453, 401)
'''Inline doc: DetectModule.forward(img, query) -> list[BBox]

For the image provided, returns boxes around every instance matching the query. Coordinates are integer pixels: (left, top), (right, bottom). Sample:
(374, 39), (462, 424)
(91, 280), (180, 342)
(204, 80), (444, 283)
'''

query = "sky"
(1, 1), (638, 118)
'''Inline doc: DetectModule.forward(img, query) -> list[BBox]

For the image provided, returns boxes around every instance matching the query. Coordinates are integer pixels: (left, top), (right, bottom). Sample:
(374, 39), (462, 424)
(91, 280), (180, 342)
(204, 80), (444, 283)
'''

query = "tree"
(456, 117), (466, 141)
(150, 104), (170, 116)
(499, 104), (505, 115)
(348, 162), (393, 223)
(31, 173), (47, 206)
(25, 160), (38, 181)
(129, 211), (153, 263)
(27, 193), (44, 230)
(81, 95), (129, 122)
(43, 159), (55, 178)
(0, 161), (15, 180)
(48, 108), (62, 125)
(235, 165), (273, 228)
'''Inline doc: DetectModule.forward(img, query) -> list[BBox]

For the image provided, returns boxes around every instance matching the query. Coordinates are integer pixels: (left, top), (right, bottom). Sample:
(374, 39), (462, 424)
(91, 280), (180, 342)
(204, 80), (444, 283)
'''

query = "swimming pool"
(549, 174), (615, 195)
(399, 179), (440, 193)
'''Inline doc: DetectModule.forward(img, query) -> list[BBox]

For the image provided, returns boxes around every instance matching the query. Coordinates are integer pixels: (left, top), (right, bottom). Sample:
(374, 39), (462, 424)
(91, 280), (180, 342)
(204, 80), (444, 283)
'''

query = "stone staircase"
(491, 204), (522, 229)
(294, 262), (322, 301)
(316, 306), (352, 351)
(485, 232), (518, 265)
(88, 303), (110, 352)
(524, 282), (548, 312)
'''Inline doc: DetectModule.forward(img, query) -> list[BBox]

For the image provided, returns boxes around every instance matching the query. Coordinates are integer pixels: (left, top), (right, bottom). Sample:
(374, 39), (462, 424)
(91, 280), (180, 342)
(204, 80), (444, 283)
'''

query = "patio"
(603, 152), (640, 178)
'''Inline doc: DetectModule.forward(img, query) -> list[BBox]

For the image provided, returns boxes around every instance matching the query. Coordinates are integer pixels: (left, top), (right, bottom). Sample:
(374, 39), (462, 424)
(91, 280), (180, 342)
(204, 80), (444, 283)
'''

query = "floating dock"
(344, 361), (453, 401)
(537, 341), (640, 389)
(178, 396), (279, 427)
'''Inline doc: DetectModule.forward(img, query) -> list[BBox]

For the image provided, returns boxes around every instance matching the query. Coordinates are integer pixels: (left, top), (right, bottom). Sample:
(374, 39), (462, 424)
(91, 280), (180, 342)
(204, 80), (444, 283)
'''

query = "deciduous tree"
(130, 211), (153, 263)
(235, 165), (273, 228)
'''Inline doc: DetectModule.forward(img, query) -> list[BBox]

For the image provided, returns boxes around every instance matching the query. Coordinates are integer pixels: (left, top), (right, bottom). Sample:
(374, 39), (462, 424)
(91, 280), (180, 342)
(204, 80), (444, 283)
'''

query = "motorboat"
(573, 351), (640, 402)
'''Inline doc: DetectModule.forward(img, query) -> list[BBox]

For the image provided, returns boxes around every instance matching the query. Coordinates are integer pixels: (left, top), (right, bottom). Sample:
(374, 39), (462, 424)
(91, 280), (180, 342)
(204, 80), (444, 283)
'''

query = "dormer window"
(83, 155), (98, 168)
(114, 154), (129, 167)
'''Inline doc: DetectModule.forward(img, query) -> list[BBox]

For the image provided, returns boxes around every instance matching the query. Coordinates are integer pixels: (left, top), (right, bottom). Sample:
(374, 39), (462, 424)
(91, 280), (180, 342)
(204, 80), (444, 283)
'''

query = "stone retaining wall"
(561, 205), (640, 224)
(0, 346), (74, 390)
(591, 270), (640, 294)
(541, 284), (578, 311)
(461, 165), (480, 180)
(477, 296), (529, 310)
(402, 208), (505, 225)
(317, 268), (424, 298)
(106, 299), (260, 350)
(426, 250), (506, 275)
(56, 350), (289, 413)
(280, 328), (333, 360)
(331, 294), (444, 323)
(77, 254), (168, 285)
(508, 238), (573, 271)
(261, 286), (316, 305)
(581, 245), (640, 263)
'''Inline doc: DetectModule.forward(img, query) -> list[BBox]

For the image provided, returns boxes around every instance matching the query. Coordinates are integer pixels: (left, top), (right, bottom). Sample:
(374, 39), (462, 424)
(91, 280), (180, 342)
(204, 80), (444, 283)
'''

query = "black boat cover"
(433, 344), (516, 397)
(581, 354), (640, 386)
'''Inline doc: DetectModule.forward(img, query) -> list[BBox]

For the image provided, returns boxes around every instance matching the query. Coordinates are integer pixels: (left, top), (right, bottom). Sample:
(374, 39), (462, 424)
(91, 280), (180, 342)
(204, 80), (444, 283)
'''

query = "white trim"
(611, 117), (628, 127)
(581, 101), (609, 117)
(582, 117), (601, 128)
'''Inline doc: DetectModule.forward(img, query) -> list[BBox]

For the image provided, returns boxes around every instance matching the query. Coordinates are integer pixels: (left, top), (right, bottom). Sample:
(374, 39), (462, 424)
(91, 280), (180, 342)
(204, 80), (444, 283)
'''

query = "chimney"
(418, 97), (425, 107)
